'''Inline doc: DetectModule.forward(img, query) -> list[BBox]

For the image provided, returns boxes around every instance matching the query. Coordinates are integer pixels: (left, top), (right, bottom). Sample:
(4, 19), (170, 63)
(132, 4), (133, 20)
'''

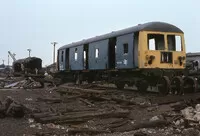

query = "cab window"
(148, 34), (165, 50)
(167, 35), (182, 51)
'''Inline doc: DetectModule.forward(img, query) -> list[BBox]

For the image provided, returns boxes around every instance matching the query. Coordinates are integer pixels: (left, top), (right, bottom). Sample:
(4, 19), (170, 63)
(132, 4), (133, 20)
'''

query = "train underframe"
(55, 68), (199, 95)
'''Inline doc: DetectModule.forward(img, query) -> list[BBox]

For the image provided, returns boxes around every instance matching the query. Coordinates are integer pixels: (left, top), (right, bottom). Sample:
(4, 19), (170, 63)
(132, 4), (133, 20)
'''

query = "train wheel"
(183, 77), (198, 93)
(137, 80), (148, 92)
(157, 76), (170, 95)
(115, 82), (125, 90)
(170, 76), (184, 95)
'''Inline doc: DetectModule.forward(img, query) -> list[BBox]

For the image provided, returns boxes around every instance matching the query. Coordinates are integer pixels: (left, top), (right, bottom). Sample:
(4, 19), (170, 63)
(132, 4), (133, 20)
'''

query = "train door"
(59, 49), (65, 71)
(65, 48), (69, 70)
(88, 40), (109, 70)
(116, 33), (134, 69)
(108, 37), (116, 69)
(69, 46), (84, 70)
(57, 51), (59, 70)
(83, 44), (89, 69)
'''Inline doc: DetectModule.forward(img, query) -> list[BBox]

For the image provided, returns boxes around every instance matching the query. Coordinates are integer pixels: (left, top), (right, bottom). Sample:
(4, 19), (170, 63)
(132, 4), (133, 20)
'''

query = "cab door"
(116, 33), (135, 69)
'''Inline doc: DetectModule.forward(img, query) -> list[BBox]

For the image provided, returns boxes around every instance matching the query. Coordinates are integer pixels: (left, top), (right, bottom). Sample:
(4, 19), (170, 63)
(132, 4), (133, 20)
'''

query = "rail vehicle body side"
(56, 22), (188, 94)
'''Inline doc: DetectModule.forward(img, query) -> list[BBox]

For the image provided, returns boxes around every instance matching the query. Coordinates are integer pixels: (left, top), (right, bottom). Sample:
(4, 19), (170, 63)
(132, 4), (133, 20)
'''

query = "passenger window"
(167, 35), (182, 51)
(148, 34), (165, 50)
(61, 51), (64, 62)
(75, 48), (78, 61)
(84, 51), (86, 60)
(95, 48), (99, 58)
(123, 43), (128, 54)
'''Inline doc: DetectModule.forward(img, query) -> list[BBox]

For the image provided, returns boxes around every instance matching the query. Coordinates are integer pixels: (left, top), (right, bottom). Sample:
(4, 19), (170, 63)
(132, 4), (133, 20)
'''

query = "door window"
(75, 48), (78, 61)
(95, 48), (99, 58)
(123, 43), (128, 54)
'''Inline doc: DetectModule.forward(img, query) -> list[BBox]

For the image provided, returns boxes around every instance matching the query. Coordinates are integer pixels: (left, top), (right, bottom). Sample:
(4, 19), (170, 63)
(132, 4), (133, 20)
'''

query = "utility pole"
(51, 42), (57, 64)
(27, 49), (31, 57)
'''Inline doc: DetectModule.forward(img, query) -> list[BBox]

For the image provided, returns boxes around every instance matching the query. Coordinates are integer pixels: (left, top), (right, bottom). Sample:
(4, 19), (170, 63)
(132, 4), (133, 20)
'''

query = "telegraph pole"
(2, 59), (5, 65)
(51, 42), (57, 64)
(27, 49), (31, 57)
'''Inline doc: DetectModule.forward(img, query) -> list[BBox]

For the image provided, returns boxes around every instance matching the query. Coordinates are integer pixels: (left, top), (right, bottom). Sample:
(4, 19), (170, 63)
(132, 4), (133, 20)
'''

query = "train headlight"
(178, 56), (185, 66)
(146, 55), (155, 60)
(148, 55), (155, 65)
(150, 55), (155, 60)
(178, 56), (185, 61)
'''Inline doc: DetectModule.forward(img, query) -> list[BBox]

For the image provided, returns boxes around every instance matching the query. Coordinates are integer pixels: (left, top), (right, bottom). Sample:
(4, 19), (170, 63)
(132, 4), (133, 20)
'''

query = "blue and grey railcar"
(57, 21), (187, 95)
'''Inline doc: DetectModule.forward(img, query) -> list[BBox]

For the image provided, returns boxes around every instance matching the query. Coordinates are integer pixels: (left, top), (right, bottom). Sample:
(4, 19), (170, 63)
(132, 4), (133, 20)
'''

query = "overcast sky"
(0, 0), (199, 66)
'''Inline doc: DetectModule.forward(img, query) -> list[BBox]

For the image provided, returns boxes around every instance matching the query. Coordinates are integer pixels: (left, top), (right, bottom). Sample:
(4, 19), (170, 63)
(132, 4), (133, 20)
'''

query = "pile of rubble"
(182, 104), (200, 121)
(0, 97), (25, 118)
(0, 77), (44, 89)
(27, 84), (200, 135)
(1, 81), (200, 135)
(173, 104), (200, 127)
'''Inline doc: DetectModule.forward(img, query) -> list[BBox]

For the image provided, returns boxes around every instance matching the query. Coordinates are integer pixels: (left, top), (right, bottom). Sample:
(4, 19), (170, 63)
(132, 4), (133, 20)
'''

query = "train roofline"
(59, 21), (183, 50)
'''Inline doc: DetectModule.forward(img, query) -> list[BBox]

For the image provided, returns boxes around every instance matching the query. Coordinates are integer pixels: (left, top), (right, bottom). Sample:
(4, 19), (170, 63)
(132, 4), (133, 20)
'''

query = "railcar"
(181, 53), (200, 94)
(57, 21), (187, 95)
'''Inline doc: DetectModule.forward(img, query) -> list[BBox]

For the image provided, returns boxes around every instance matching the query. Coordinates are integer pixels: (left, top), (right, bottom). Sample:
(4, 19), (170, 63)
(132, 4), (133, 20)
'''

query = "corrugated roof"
(59, 21), (184, 50)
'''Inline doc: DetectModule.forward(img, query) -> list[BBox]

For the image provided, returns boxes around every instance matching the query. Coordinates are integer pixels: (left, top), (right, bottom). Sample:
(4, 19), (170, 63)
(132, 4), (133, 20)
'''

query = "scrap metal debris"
(0, 77), (43, 89)
(0, 97), (25, 118)
(1, 81), (200, 135)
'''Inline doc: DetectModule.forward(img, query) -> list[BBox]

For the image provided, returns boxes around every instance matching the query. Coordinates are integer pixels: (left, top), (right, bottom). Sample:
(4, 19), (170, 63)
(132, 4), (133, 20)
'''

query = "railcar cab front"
(138, 31), (186, 70)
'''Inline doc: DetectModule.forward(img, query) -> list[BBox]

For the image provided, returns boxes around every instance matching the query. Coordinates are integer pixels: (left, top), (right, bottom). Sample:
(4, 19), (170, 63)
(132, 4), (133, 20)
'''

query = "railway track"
(58, 82), (200, 107)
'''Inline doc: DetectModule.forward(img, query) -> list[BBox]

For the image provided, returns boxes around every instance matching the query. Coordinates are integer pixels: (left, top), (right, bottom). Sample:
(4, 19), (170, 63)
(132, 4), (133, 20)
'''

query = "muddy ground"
(0, 81), (200, 136)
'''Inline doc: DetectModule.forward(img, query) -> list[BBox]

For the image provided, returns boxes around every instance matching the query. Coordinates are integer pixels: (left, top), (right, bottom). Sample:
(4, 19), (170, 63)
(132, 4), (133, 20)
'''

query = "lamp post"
(51, 42), (57, 72)
(27, 49), (31, 57)
(51, 42), (57, 64)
